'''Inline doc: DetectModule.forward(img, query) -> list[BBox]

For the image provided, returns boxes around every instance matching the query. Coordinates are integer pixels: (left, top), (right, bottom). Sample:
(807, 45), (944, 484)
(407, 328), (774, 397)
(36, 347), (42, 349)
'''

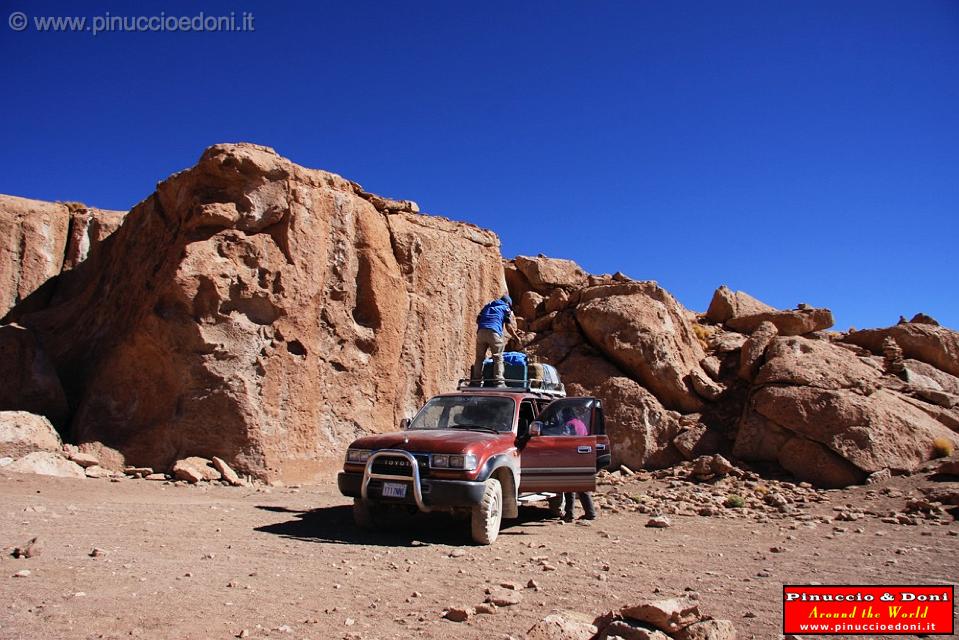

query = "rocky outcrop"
(725, 306), (834, 336)
(736, 335), (959, 487)
(6, 144), (503, 482)
(513, 255), (587, 294)
(3, 147), (957, 490)
(844, 322), (959, 377)
(705, 285), (775, 324)
(0, 195), (124, 318)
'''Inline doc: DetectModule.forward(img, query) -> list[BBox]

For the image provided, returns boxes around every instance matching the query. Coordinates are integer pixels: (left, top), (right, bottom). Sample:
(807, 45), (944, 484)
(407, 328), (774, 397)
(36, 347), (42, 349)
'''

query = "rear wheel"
(353, 498), (383, 530)
(470, 478), (502, 545)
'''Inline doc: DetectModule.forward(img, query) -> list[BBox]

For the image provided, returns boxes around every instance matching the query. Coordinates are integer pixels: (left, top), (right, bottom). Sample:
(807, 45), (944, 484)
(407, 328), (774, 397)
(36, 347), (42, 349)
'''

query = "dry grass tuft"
(932, 437), (955, 458)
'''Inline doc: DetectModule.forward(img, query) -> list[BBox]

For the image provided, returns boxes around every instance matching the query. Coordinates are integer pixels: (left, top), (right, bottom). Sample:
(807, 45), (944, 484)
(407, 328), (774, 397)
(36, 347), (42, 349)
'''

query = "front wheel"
(470, 478), (503, 545)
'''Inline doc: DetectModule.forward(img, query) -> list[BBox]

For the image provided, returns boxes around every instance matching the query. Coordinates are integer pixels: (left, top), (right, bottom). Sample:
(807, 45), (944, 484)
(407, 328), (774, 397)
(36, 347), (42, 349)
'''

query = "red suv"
(337, 383), (610, 544)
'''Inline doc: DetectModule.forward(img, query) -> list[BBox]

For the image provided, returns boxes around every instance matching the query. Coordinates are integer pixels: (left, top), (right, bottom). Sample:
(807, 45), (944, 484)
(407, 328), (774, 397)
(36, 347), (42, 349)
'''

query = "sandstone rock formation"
(705, 285), (775, 324)
(734, 335), (959, 487)
(4, 144), (503, 482)
(512, 258), (959, 486)
(844, 322), (959, 377)
(725, 306), (834, 336)
(2, 145), (957, 490)
(0, 195), (124, 319)
(575, 282), (708, 413)
(513, 255), (587, 294)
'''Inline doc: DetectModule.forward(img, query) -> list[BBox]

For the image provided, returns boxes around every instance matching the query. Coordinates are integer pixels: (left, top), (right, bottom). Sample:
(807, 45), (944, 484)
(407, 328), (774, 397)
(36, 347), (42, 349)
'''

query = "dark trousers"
(563, 492), (596, 518)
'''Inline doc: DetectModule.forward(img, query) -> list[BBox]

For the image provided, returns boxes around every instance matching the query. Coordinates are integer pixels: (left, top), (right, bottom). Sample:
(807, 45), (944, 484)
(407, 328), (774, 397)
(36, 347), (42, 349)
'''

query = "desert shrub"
(932, 437), (955, 458)
(58, 201), (89, 214)
(724, 494), (745, 509)
(691, 323), (716, 350)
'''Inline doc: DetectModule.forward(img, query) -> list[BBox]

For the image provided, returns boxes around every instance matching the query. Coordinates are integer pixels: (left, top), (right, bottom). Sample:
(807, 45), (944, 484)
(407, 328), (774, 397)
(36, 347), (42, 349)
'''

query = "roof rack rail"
(455, 378), (566, 397)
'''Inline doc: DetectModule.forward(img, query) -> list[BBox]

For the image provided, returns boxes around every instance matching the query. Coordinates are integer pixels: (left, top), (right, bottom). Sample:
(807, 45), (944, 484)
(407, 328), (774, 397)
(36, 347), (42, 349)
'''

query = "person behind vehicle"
(560, 407), (596, 521)
(472, 294), (520, 387)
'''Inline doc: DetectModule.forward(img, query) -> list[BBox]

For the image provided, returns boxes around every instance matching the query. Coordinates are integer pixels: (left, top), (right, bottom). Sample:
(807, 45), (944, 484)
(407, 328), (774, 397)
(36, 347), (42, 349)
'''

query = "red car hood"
(350, 429), (514, 456)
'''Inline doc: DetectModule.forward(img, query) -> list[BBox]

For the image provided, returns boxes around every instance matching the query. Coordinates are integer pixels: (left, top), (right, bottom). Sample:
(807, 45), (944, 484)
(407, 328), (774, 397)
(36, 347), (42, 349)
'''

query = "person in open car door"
(559, 406), (597, 521)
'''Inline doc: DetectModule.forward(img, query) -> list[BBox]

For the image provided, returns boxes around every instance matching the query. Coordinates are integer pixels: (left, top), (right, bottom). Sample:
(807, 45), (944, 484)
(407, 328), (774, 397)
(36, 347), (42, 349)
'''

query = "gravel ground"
(0, 468), (956, 640)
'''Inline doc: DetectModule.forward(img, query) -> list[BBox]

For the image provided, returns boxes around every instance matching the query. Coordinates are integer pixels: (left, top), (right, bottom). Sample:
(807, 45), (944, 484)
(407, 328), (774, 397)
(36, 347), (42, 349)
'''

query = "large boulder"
(0, 324), (68, 425)
(11, 144), (504, 483)
(5, 451), (85, 478)
(705, 285), (776, 324)
(726, 307), (834, 336)
(737, 335), (959, 486)
(751, 386), (958, 476)
(843, 323), (959, 378)
(777, 436), (866, 489)
(575, 282), (706, 412)
(755, 336), (881, 390)
(0, 411), (62, 459)
(513, 255), (587, 293)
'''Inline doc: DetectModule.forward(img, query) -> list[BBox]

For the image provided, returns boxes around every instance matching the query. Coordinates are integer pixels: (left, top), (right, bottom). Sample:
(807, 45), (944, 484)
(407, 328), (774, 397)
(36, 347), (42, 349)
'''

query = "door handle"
(577, 446), (592, 454)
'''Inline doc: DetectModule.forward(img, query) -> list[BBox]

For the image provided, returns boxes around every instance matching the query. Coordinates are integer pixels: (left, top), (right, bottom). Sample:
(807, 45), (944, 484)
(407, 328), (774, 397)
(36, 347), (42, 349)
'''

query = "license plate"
(382, 482), (407, 498)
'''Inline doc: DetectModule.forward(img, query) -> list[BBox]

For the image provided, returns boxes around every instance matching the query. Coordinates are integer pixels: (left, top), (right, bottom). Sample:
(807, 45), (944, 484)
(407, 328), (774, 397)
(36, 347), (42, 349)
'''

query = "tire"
(353, 498), (381, 530)
(547, 494), (565, 518)
(470, 478), (503, 545)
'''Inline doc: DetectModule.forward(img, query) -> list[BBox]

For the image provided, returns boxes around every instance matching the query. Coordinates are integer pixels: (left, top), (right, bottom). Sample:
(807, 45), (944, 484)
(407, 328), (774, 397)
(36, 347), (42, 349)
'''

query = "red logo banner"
(783, 585), (954, 635)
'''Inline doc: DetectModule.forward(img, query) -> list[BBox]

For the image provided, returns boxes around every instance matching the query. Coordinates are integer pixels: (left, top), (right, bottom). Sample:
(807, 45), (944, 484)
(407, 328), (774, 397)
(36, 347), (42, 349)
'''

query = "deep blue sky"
(2, 1), (957, 330)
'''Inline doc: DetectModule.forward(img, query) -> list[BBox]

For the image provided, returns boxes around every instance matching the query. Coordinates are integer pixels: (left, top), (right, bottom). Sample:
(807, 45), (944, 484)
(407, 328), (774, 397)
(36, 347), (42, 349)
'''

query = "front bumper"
(338, 471), (486, 509)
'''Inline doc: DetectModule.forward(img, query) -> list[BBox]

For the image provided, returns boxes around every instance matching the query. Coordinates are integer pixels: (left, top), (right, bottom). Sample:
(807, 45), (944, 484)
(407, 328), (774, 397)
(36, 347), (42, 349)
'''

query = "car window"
(408, 395), (516, 432)
(518, 400), (536, 437)
(538, 399), (593, 436)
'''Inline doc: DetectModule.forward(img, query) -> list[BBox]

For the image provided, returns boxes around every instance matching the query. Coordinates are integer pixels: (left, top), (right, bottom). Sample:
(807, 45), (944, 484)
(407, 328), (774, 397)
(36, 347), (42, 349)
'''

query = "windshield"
(408, 395), (516, 433)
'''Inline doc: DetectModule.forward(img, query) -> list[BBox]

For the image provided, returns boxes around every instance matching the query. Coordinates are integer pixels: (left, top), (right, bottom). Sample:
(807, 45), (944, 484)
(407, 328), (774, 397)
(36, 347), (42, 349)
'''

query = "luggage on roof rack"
(463, 352), (565, 395)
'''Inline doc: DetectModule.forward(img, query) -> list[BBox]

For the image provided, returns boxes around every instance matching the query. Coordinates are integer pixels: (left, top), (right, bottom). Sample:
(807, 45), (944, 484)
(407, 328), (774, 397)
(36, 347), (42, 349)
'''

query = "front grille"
(370, 454), (429, 478)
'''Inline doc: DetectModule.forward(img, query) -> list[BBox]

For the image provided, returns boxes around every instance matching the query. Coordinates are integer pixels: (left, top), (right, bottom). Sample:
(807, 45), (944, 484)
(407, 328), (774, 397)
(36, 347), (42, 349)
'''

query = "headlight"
(431, 454), (449, 468)
(449, 454), (478, 471)
(346, 449), (372, 464)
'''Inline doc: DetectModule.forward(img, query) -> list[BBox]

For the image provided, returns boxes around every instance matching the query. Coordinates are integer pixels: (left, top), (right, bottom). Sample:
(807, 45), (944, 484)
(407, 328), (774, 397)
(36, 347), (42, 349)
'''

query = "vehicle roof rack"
(455, 378), (567, 398)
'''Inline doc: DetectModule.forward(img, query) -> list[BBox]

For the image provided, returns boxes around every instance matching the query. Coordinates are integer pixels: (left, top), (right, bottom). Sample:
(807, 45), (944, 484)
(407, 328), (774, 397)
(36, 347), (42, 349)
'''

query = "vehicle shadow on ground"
(254, 504), (560, 547)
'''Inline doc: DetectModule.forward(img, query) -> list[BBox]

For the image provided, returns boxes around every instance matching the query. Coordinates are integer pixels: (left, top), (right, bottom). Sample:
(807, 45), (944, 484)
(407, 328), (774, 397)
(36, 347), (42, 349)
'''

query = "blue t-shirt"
(477, 299), (512, 335)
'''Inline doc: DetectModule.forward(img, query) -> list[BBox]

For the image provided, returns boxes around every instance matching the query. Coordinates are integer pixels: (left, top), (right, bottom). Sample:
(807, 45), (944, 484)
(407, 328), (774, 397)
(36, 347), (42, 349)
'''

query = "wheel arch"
(490, 465), (518, 519)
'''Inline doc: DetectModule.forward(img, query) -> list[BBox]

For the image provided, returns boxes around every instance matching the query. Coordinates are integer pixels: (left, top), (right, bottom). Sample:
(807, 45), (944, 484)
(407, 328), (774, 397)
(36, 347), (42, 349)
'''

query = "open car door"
(518, 397), (606, 493)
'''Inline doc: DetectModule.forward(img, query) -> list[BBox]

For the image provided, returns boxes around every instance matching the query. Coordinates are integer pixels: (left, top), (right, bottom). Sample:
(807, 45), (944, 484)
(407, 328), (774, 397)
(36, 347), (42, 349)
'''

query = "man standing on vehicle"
(472, 294), (520, 387)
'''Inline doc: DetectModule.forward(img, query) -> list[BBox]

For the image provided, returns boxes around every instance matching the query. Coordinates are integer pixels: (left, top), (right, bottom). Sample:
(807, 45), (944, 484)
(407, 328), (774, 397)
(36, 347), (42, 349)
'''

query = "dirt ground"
(0, 470), (956, 640)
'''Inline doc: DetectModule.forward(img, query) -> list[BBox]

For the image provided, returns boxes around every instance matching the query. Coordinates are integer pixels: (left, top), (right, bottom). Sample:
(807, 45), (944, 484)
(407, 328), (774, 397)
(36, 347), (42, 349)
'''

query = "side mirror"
(399, 418), (411, 430)
(528, 421), (543, 437)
